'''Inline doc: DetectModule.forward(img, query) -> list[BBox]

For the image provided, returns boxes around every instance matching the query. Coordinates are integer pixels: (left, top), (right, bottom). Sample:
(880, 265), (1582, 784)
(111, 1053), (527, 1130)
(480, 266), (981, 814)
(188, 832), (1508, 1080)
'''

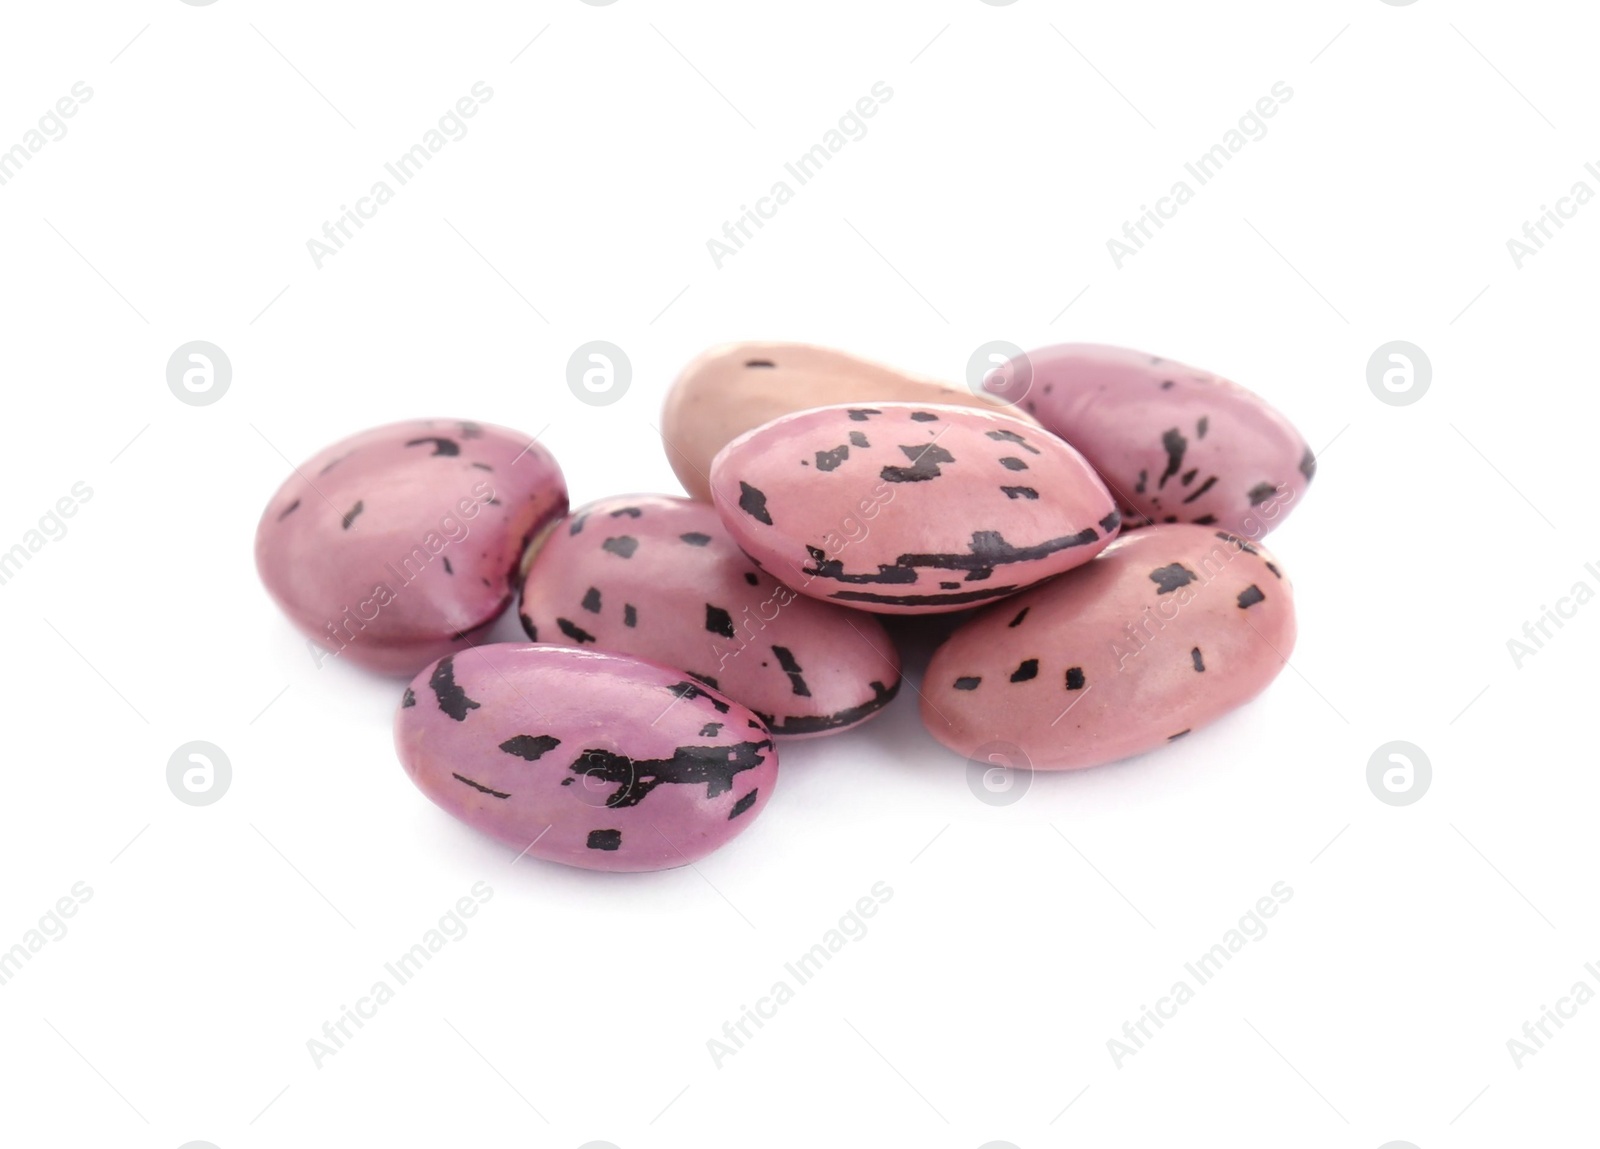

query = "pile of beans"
(255, 342), (1313, 872)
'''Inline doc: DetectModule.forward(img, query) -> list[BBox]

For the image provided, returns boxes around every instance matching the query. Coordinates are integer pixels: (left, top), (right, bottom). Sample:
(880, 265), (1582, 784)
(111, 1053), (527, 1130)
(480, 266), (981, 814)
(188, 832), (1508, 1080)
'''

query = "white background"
(0, 1), (1593, 1146)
